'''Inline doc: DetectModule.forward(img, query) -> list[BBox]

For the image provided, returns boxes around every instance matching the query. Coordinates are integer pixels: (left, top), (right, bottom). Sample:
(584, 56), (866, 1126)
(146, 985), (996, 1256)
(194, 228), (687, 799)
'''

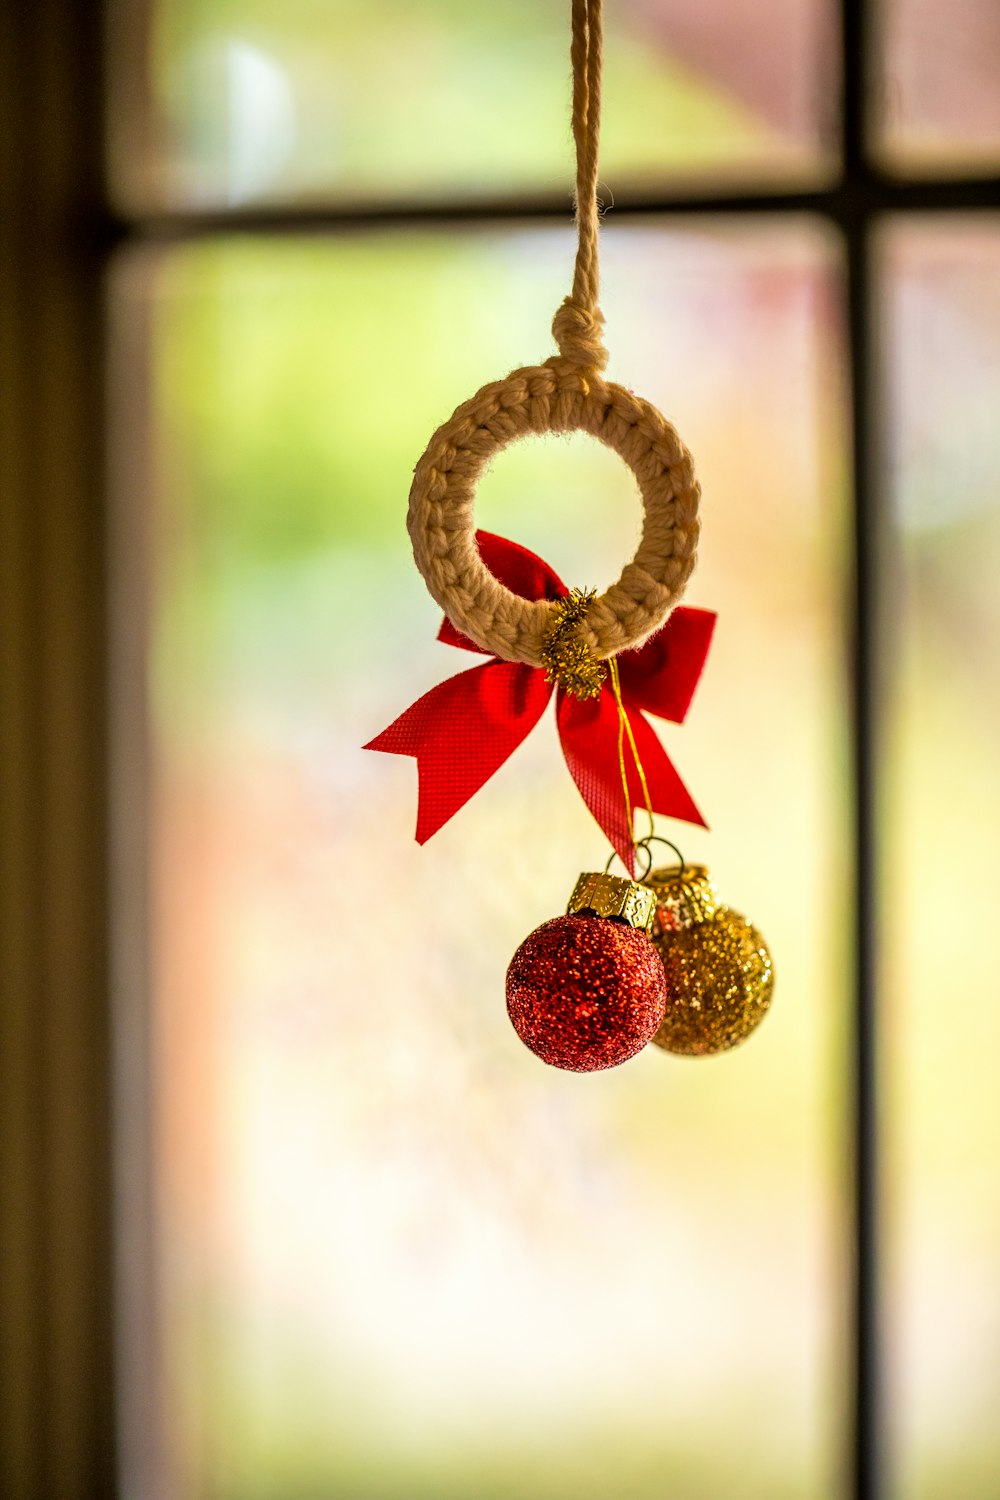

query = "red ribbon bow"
(365, 532), (715, 871)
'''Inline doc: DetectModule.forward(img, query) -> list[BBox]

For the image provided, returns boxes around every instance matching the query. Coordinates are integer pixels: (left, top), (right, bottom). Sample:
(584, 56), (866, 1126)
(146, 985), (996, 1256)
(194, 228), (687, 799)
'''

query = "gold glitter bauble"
(643, 865), (774, 1056)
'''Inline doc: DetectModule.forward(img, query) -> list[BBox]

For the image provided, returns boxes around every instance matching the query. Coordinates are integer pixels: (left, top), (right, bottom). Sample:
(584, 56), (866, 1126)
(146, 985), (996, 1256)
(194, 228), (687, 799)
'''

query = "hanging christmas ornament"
(643, 860), (774, 1056)
(364, 0), (775, 1069)
(506, 871), (665, 1072)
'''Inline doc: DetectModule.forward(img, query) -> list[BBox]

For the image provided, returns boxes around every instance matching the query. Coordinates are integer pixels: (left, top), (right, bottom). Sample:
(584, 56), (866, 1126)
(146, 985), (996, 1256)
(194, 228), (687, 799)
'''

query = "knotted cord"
(551, 0), (609, 374)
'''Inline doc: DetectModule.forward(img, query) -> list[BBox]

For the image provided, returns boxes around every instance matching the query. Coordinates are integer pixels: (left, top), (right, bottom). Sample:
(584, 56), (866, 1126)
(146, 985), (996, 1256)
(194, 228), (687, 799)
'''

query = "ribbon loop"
(366, 532), (714, 855)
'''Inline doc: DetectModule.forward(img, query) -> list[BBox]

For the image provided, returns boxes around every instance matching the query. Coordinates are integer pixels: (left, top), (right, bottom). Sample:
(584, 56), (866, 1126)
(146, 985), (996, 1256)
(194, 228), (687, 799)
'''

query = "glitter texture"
(539, 589), (606, 699)
(506, 914), (667, 1072)
(650, 906), (774, 1056)
(642, 864), (774, 1055)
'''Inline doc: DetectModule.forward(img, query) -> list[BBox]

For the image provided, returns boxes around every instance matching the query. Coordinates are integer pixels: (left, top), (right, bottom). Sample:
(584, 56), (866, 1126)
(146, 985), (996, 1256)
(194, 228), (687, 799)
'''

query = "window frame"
(1, 0), (998, 1496)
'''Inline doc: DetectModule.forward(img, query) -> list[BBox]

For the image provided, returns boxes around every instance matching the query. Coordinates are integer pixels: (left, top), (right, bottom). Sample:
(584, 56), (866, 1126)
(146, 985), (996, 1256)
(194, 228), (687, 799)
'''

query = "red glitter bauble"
(506, 915), (668, 1072)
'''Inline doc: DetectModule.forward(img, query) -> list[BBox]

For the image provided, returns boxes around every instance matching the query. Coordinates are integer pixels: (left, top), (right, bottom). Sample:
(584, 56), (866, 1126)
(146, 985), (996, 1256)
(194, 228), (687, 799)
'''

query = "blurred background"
(2, 2), (999, 1498)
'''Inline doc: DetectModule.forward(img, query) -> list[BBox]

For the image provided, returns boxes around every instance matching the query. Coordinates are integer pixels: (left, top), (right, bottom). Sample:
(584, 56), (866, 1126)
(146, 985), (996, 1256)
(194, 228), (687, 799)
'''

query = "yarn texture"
(406, 0), (701, 665)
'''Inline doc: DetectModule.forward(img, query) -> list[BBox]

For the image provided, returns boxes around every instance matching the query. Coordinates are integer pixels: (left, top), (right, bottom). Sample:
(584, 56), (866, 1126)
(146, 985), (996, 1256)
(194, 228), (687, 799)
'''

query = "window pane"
(112, 0), (837, 210)
(882, 218), (1000, 1500)
(114, 221), (848, 1497)
(876, 0), (1000, 173)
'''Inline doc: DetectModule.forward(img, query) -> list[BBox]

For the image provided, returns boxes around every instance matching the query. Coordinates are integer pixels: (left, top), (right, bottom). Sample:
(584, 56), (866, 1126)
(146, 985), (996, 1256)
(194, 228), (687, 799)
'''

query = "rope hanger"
(552, 0), (609, 374)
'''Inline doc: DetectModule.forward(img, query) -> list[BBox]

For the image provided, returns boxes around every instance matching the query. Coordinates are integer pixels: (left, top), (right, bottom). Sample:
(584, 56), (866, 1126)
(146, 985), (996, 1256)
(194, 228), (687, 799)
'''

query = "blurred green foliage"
(153, 0), (791, 203)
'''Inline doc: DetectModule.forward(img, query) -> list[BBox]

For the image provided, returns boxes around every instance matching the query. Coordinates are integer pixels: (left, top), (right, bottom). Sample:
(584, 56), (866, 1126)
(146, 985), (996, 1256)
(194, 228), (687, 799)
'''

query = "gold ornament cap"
(644, 863), (718, 934)
(567, 871), (656, 931)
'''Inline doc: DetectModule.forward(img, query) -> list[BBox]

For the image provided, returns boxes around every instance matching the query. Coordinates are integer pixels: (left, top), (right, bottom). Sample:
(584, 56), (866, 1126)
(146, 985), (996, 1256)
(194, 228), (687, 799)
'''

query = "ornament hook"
(603, 834), (686, 883)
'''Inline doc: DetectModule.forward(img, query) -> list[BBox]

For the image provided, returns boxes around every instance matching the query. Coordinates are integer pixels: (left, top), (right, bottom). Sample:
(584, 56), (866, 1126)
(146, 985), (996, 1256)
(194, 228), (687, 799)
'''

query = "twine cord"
(551, 0), (608, 374)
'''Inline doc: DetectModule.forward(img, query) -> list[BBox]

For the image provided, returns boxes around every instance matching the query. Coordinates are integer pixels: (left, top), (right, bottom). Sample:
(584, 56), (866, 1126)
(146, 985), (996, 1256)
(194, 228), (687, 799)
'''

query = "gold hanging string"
(551, 0), (609, 374)
(608, 657), (655, 853)
(608, 659), (633, 839)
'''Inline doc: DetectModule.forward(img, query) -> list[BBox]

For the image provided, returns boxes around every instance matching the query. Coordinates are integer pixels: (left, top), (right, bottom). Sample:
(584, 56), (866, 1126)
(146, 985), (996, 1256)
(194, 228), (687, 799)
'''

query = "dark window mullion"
(97, 169), (1000, 252)
(840, 0), (884, 1496)
(845, 214), (884, 1500)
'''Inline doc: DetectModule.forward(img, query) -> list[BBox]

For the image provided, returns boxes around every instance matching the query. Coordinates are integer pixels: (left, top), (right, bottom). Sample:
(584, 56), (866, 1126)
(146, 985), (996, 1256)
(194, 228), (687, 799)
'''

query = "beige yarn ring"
(406, 0), (701, 668)
(406, 357), (700, 665)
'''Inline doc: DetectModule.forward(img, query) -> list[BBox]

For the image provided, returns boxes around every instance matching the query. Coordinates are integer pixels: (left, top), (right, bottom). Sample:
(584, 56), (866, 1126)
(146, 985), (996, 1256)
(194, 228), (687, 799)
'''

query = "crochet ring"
(406, 360), (701, 667)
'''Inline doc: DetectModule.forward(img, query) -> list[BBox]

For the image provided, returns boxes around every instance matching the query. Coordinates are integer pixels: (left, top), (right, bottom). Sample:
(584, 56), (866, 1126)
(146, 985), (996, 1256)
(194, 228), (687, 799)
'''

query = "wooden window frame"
(1, 0), (997, 1495)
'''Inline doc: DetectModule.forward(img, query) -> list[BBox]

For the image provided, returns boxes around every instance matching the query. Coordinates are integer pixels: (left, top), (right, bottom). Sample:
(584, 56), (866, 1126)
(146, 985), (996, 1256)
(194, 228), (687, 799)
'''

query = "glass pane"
(876, 0), (1000, 172)
(112, 0), (837, 210)
(113, 220), (848, 1497)
(882, 218), (1000, 1500)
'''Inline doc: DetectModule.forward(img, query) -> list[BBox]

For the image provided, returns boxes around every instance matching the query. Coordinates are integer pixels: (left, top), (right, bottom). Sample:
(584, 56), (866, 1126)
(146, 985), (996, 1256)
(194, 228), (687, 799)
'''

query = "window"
(2, 3), (998, 1498)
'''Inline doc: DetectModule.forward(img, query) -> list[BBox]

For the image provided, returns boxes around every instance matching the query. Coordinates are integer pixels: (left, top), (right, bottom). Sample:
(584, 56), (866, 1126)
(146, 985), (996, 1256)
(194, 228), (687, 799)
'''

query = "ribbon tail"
(625, 704), (708, 830)
(615, 607), (717, 723)
(364, 660), (552, 843)
(557, 689), (708, 873)
(557, 688), (639, 874)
